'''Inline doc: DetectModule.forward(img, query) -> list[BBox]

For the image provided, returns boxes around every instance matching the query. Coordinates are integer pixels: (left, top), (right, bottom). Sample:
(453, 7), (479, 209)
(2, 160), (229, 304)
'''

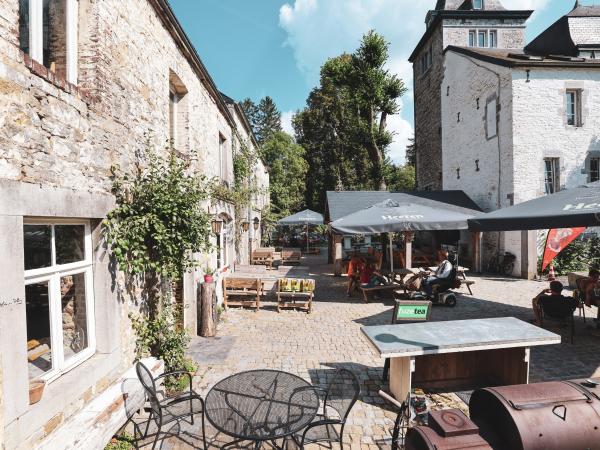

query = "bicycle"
(486, 251), (516, 276)
(379, 390), (411, 450)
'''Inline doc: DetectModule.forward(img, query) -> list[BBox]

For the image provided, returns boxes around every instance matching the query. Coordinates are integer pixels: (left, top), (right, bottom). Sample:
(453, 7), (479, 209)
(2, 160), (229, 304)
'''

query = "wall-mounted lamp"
(211, 218), (223, 235)
(253, 217), (260, 231)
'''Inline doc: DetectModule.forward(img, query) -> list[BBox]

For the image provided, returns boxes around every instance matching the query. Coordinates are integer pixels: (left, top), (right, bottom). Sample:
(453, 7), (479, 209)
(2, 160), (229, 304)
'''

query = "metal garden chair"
(135, 361), (206, 450)
(293, 368), (360, 449)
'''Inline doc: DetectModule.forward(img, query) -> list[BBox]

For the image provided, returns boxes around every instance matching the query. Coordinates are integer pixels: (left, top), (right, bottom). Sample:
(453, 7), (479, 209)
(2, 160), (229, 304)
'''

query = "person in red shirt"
(346, 256), (365, 296)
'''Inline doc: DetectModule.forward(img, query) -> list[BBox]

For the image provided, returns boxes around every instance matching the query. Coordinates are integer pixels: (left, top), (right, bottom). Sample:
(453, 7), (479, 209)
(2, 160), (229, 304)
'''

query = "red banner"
(542, 227), (586, 271)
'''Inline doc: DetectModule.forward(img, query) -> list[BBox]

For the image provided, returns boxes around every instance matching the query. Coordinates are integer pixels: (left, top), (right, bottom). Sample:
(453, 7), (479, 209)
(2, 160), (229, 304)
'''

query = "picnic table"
(362, 317), (560, 402)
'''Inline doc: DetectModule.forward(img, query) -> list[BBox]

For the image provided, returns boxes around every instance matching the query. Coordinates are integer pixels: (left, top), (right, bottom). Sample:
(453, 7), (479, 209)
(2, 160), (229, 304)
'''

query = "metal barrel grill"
(405, 378), (600, 450)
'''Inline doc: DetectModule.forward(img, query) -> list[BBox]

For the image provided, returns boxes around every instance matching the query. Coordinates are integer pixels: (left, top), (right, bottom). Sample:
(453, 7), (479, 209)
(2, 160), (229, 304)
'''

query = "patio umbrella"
(468, 182), (600, 231)
(331, 199), (478, 271)
(278, 209), (324, 253)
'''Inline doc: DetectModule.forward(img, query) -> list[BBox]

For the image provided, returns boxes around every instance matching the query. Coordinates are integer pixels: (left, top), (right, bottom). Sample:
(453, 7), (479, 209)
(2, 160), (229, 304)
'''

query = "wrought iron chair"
(539, 297), (577, 344)
(294, 368), (360, 449)
(135, 361), (206, 450)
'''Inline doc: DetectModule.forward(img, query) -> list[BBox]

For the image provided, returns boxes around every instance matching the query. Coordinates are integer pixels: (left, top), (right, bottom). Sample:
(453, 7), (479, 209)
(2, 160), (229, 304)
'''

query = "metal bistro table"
(205, 370), (320, 449)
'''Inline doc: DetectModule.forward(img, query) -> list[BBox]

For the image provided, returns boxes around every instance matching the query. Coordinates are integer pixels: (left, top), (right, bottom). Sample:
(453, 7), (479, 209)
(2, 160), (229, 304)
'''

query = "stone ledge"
(36, 357), (163, 450)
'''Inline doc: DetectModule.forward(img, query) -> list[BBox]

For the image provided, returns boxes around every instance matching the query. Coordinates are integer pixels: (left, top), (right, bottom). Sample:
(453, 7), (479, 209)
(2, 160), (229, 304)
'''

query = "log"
(199, 282), (216, 337)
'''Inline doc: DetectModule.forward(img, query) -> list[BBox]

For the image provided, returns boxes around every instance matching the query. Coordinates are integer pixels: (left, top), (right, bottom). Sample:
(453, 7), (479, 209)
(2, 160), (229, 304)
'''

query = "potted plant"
(204, 266), (215, 283)
(29, 379), (46, 405)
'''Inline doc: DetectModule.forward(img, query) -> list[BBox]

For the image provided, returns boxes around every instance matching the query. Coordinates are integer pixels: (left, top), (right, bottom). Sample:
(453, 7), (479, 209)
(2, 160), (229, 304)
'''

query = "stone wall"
(412, 14), (526, 190)
(0, 0), (266, 447)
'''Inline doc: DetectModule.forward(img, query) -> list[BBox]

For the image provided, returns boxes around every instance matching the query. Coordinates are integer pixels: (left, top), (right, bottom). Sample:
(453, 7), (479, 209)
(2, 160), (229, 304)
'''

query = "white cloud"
(387, 102), (414, 164)
(281, 110), (296, 135)
(502, 0), (549, 11)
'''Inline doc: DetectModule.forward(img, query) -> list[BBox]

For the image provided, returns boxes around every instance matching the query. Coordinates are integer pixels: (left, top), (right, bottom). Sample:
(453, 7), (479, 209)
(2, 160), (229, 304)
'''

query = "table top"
(204, 370), (320, 441)
(362, 317), (561, 358)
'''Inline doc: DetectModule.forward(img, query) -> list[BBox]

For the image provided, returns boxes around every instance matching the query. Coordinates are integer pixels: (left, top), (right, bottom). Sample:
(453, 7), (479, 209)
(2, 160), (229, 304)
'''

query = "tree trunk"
(199, 282), (216, 337)
(366, 107), (386, 191)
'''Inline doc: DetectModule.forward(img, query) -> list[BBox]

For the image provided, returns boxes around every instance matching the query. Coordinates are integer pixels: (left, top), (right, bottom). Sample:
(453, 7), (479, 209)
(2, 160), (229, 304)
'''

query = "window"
(486, 98), (498, 139)
(420, 48), (433, 75)
(24, 220), (95, 382)
(469, 31), (476, 47)
(478, 31), (487, 48)
(544, 158), (560, 194)
(566, 89), (582, 127)
(590, 158), (600, 183)
(489, 31), (497, 48)
(169, 89), (179, 147)
(19, 0), (78, 84)
(473, 0), (483, 9)
(219, 134), (227, 181)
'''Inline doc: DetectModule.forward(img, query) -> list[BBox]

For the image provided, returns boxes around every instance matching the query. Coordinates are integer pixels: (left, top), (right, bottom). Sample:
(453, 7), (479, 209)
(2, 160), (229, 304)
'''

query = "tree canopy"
(241, 96), (282, 145)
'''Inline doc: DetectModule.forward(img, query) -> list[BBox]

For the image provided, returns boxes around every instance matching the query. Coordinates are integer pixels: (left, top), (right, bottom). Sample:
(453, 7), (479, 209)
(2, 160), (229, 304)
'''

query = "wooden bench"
(252, 250), (274, 269)
(223, 278), (262, 311)
(361, 281), (404, 303)
(281, 249), (302, 265)
(277, 278), (315, 313)
(462, 280), (475, 295)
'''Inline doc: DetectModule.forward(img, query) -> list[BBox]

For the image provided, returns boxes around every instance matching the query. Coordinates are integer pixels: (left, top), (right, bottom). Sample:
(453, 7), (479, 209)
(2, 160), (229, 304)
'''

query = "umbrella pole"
(306, 223), (309, 254)
(389, 233), (394, 273)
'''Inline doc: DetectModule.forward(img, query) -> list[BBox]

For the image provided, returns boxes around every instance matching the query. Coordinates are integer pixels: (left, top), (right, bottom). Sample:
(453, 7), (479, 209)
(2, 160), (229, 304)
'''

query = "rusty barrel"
(469, 379), (600, 450)
(405, 409), (493, 450)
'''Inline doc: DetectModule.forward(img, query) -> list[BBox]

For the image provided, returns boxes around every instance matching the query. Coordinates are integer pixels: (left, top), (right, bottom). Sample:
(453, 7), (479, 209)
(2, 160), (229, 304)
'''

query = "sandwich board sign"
(392, 300), (432, 324)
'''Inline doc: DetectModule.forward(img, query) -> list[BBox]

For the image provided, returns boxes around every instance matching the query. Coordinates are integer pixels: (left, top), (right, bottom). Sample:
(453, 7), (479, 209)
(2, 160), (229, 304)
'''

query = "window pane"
(591, 158), (600, 183)
(19, 0), (30, 54)
(489, 31), (497, 48)
(478, 32), (486, 47)
(26, 282), (53, 380)
(469, 32), (475, 47)
(61, 273), (89, 361)
(473, 0), (483, 9)
(43, 0), (67, 77)
(55, 225), (85, 265)
(24, 225), (52, 270)
(566, 92), (575, 126)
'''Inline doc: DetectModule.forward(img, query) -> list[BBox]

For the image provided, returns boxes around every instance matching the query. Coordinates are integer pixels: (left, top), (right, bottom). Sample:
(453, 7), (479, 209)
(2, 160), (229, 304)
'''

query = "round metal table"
(205, 370), (320, 449)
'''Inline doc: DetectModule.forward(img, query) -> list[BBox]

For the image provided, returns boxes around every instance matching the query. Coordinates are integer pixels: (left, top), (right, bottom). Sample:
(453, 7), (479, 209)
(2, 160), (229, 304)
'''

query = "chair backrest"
(540, 296), (576, 319)
(135, 361), (162, 419)
(576, 277), (591, 294)
(325, 369), (361, 422)
(224, 277), (261, 292)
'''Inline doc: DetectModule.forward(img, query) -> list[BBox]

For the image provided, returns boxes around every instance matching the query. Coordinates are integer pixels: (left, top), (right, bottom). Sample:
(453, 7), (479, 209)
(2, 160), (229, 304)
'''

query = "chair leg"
(151, 416), (162, 450)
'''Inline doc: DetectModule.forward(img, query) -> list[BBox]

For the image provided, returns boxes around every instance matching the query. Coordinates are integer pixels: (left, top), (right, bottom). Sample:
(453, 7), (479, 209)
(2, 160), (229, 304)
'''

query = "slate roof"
(568, 4), (600, 17)
(445, 46), (600, 68)
(325, 190), (482, 222)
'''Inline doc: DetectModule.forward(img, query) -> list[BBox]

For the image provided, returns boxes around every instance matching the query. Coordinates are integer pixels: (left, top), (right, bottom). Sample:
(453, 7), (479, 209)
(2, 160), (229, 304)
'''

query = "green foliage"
(240, 97), (282, 145)
(294, 29), (408, 206)
(260, 131), (309, 218)
(545, 236), (600, 275)
(103, 146), (212, 281)
(405, 137), (416, 167)
(104, 433), (135, 450)
(130, 302), (197, 392)
(385, 163), (416, 192)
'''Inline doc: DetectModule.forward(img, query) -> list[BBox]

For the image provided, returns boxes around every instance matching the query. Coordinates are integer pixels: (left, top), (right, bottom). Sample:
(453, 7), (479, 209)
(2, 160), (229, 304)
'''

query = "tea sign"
(393, 300), (432, 323)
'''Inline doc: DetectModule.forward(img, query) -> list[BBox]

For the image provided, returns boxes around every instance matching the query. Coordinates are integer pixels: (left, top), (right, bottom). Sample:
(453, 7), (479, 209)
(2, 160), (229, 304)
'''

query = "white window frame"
(544, 158), (561, 194)
(469, 30), (476, 47)
(24, 218), (96, 383)
(489, 30), (497, 48)
(566, 89), (582, 127)
(478, 31), (487, 48)
(23, 0), (79, 84)
(169, 89), (179, 148)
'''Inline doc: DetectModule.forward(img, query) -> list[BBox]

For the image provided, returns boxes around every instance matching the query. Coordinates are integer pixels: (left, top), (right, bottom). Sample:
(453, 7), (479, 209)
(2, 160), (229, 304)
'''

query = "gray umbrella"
(278, 209), (324, 225)
(469, 182), (600, 231)
(278, 209), (324, 253)
(330, 199), (477, 235)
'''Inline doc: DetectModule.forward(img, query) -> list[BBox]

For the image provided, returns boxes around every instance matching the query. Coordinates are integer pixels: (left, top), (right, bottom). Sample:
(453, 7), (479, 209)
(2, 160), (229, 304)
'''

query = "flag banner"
(542, 227), (586, 271)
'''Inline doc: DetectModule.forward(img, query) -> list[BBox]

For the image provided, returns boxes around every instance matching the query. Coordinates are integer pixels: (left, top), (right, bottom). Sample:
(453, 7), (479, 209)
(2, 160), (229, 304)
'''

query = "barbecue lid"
(429, 409), (480, 437)
(483, 381), (590, 410)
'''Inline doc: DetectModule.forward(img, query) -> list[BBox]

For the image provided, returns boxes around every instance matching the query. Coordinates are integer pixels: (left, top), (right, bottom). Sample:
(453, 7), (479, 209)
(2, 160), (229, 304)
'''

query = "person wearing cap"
(531, 280), (577, 326)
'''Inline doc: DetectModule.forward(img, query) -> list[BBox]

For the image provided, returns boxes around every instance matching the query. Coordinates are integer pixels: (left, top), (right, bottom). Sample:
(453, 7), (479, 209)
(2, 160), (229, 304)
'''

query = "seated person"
(583, 268), (600, 307)
(346, 256), (365, 296)
(531, 280), (577, 326)
(422, 251), (453, 297)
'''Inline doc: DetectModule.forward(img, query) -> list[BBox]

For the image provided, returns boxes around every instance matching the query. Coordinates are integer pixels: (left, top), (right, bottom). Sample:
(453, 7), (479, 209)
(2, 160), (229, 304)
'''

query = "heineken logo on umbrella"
(382, 215), (425, 221)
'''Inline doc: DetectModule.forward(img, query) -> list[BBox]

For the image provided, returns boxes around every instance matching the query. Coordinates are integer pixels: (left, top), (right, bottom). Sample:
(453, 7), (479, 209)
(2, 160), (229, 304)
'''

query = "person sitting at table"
(422, 251), (453, 297)
(583, 268), (600, 308)
(346, 256), (365, 296)
(531, 280), (577, 326)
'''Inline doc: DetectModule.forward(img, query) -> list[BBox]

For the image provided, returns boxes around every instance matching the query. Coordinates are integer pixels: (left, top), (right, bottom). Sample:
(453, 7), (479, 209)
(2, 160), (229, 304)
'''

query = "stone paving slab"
(137, 255), (600, 449)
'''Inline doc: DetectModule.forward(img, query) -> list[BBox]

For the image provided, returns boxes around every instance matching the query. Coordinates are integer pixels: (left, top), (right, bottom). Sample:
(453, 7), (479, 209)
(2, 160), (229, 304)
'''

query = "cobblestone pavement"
(141, 254), (600, 449)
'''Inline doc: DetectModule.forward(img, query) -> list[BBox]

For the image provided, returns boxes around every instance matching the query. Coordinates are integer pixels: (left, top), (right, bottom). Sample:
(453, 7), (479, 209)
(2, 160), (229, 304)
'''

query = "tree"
(260, 131), (308, 218)
(405, 136), (416, 167)
(240, 96), (283, 145)
(385, 162), (416, 192)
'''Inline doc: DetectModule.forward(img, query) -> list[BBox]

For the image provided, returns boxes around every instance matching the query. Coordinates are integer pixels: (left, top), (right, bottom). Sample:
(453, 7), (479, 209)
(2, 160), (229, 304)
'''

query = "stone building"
(440, 2), (600, 277)
(409, 0), (532, 190)
(0, 0), (268, 448)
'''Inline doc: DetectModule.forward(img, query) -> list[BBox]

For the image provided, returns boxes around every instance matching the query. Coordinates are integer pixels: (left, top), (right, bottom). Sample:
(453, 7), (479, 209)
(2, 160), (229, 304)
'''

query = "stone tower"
(409, 0), (532, 190)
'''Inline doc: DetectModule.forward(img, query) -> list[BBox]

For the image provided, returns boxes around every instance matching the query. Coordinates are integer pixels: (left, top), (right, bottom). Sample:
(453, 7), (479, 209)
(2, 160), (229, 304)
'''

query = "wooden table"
(362, 317), (560, 402)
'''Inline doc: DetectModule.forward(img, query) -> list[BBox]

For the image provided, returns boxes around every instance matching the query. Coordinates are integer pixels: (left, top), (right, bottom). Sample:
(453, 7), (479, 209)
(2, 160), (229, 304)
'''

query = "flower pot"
(204, 275), (214, 283)
(29, 380), (46, 405)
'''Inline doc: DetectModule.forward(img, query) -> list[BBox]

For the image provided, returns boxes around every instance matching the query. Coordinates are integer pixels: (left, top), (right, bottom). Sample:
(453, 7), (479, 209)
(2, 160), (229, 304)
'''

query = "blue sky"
(170, 0), (576, 163)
